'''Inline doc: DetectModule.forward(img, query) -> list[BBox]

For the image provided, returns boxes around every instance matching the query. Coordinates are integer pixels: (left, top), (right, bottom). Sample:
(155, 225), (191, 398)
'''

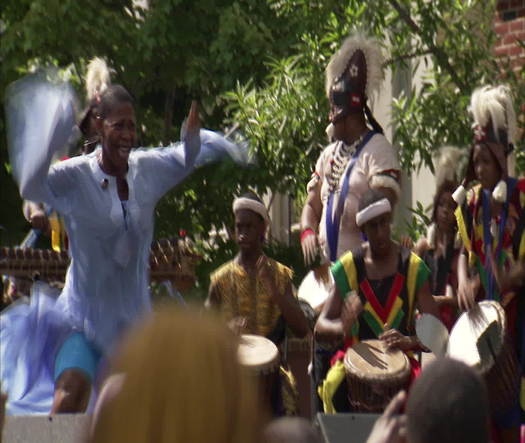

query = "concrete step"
(2, 414), (89, 443)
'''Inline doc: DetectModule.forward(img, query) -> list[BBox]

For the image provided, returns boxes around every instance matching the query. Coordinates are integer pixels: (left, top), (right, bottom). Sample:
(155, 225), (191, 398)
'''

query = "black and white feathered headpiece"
(453, 85), (517, 205)
(325, 34), (384, 132)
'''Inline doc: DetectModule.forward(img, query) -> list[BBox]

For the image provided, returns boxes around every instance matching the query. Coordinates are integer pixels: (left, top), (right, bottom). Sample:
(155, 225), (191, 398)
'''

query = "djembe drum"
(447, 300), (520, 414)
(297, 266), (333, 313)
(238, 334), (280, 414)
(344, 339), (411, 412)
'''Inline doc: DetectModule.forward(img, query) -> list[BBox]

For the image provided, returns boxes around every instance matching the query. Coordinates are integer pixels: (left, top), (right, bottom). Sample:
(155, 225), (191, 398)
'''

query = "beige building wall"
(398, 55), (436, 230)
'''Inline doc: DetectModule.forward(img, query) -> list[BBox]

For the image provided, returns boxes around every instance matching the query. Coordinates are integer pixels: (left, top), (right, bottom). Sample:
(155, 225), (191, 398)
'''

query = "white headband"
(233, 197), (269, 224)
(356, 198), (391, 227)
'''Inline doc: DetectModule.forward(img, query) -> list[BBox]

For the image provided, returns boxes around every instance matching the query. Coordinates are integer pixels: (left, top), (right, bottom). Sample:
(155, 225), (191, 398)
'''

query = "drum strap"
(512, 205), (525, 260)
(325, 131), (376, 261)
(481, 178), (517, 299)
(428, 240), (455, 295)
(267, 315), (286, 347)
(455, 201), (473, 253)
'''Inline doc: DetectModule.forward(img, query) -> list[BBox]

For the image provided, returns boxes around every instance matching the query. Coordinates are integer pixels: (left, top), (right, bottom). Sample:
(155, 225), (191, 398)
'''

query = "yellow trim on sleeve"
(340, 252), (358, 292)
(406, 254), (420, 327)
(455, 206), (472, 252)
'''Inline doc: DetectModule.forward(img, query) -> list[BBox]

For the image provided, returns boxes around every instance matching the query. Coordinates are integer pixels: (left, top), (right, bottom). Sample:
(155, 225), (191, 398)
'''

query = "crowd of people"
(0, 32), (523, 443)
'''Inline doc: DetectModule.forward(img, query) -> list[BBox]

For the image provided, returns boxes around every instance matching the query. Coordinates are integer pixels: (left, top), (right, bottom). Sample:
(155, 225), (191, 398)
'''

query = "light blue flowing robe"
(1, 75), (247, 414)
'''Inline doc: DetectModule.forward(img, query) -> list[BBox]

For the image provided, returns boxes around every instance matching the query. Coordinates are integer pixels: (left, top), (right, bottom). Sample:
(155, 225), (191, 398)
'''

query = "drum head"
(237, 334), (279, 373)
(298, 269), (333, 311)
(344, 339), (409, 381)
(447, 301), (505, 372)
(416, 313), (450, 358)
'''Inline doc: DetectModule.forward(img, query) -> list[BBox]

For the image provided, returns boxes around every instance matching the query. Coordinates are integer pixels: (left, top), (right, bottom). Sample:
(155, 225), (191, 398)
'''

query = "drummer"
(314, 189), (440, 413)
(414, 147), (463, 331)
(206, 192), (309, 415)
(453, 85), (524, 440)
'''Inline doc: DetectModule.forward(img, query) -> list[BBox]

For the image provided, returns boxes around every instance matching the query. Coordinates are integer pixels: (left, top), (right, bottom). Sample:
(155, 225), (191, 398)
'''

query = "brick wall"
(494, 0), (525, 71)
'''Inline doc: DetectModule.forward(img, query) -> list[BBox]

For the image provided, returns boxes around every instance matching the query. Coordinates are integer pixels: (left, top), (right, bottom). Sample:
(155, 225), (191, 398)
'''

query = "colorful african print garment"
(210, 258), (293, 338)
(318, 246), (429, 413)
(331, 246), (430, 343)
(455, 178), (525, 301)
(210, 257), (298, 416)
(455, 177), (525, 420)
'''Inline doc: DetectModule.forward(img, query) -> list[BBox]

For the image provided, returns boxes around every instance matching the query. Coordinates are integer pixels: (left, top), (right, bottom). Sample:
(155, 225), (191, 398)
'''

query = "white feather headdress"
(433, 146), (463, 189)
(469, 85), (517, 145)
(85, 57), (111, 102)
(325, 35), (384, 99)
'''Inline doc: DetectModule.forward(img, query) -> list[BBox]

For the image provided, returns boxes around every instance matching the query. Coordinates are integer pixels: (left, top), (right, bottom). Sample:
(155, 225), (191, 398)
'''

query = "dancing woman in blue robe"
(1, 75), (248, 414)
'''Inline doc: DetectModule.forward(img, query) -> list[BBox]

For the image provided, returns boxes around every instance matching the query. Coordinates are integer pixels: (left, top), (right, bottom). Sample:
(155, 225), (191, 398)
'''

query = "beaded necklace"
(327, 135), (364, 193)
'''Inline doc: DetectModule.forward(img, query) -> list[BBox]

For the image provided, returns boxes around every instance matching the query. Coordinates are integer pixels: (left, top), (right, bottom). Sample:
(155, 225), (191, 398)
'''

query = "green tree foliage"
(223, 0), (524, 248)
(0, 0), (300, 244)
(1, 0), (523, 295)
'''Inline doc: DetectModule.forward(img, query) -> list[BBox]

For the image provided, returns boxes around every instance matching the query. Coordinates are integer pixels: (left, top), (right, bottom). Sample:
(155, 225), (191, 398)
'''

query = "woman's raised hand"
(186, 100), (200, 135)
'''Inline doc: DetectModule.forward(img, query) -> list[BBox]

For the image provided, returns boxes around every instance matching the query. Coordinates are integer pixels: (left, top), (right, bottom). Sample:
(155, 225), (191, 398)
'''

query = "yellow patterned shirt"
(209, 258), (293, 337)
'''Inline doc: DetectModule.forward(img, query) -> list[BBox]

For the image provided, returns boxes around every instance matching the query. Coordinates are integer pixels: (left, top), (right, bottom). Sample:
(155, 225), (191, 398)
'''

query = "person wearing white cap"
(206, 191), (309, 416)
(314, 189), (439, 413)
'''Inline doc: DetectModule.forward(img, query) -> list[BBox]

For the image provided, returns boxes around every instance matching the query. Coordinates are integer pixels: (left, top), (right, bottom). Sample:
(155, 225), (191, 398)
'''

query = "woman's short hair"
(97, 84), (134, 119)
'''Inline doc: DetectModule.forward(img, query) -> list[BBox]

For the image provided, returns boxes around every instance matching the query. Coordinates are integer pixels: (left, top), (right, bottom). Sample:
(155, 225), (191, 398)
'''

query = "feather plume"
(85, 57), (111, 102)
(433, 146), (463, 188)
(469, 85), (517, 144)
(325, 34), (384, 99)
(492, 179), (507, 203)
(452, 185), (466, 205)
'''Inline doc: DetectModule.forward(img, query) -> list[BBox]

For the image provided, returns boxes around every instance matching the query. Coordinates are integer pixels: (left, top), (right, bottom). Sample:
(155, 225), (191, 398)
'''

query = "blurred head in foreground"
(406, 358), (490, 443)
(90, 308), (261, 443)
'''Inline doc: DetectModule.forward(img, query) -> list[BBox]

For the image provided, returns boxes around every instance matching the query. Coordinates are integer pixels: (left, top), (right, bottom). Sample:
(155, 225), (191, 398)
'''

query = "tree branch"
(383, 49), (434, 67)
(386, 0), (468, 92)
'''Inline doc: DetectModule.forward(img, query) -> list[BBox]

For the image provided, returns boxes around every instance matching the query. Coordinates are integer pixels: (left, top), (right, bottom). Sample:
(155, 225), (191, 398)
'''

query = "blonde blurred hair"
(90, 308), (261, 443)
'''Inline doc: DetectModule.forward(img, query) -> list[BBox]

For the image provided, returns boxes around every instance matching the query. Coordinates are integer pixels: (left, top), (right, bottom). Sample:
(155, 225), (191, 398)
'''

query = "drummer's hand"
(379, 329), (416, 352)
(366, 390), (407, 443)
(301, 229), (318, 266)
(458, 276), (478, 311)
(185, 100), (200, 135)
(341, 292), (363, 335)
(228, 316), (247, 335)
